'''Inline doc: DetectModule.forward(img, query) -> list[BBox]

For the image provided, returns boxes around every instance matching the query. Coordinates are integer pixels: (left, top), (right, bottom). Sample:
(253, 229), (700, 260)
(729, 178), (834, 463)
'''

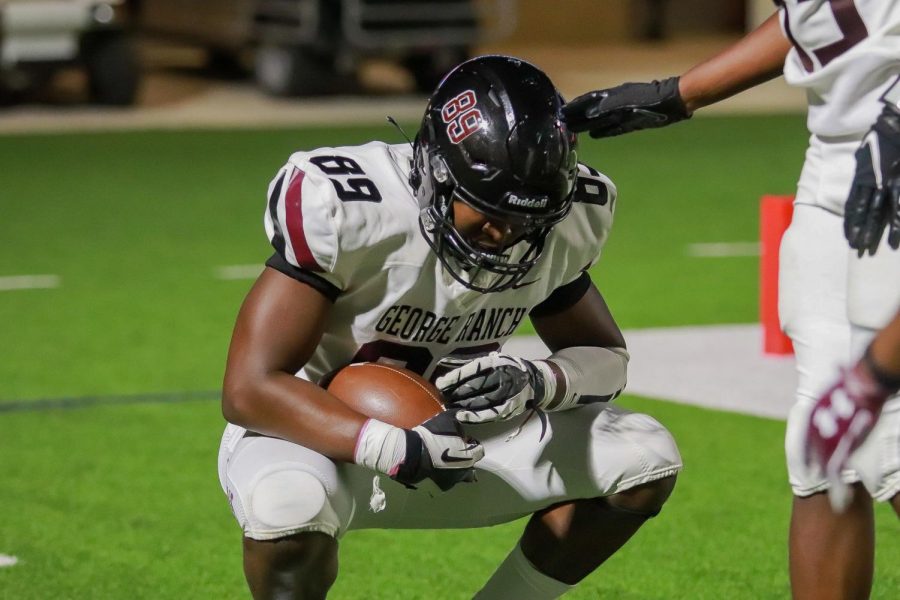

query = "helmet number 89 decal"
(441, 90), (483, 144)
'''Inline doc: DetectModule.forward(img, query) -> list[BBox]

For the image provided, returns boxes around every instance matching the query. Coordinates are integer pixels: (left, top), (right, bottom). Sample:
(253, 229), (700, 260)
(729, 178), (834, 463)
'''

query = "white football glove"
(436, 352), (557, 423)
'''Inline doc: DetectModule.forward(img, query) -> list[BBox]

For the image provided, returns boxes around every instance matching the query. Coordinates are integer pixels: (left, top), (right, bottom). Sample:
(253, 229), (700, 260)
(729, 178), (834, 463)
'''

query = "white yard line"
(0, 554), (19, 568)
(686, 242), (761, 257)
(215, 265), (263, 280)
(0, 275), (60, 291)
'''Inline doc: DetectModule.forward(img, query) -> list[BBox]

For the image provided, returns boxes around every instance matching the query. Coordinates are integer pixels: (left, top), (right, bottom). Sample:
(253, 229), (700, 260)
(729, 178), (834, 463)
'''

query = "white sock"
(474, 543), (574, 599)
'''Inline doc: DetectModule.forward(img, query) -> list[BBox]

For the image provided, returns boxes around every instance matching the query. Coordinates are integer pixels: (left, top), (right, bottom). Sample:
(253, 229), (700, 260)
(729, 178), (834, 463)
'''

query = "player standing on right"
(564, 3), (900, 599)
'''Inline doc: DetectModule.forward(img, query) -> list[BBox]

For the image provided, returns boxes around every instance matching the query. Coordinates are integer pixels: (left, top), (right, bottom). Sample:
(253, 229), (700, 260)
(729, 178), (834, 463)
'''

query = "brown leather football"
(326, 363), (445, 428)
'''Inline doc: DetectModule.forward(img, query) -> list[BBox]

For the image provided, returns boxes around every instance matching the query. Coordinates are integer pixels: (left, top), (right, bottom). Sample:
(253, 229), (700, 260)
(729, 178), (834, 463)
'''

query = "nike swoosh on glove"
(393, 411), (484, 491)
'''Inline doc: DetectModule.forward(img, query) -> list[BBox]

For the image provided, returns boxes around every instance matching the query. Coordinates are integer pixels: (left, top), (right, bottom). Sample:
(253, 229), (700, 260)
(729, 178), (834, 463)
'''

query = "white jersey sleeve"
(779, 0), (900, 137)
(264, 159), (343, 291)
(263, 144), (415, 298)
(547, 162), (616, 280)
(530, 163), (616, 315)
(571, 162), (617, 273)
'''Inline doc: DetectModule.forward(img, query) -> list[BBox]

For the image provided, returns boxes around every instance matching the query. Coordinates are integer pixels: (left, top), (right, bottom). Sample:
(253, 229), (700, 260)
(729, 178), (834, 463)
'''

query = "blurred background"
(9, 3), (897, 600)
(0, 0), (804, 131)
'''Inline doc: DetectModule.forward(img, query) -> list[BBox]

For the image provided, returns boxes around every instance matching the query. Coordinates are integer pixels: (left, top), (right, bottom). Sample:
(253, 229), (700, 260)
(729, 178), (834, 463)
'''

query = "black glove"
(436, 353), (551, 423)
(844, 105), (900, 256)
(392, 411), (483, 491)
(563, 76), (691, 138)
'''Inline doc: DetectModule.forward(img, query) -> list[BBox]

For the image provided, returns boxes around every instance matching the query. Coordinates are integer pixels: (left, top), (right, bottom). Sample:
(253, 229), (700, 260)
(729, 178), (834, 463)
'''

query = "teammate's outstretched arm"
(803, 309), (900, 511)
(563, 14), (791, 138)
(222, 267), (482, 490)
(438, 276), (629, 423)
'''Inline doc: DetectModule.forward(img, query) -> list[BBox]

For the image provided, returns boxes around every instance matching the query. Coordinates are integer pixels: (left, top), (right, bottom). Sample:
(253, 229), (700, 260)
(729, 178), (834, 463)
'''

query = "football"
(326, 362), (445, 428)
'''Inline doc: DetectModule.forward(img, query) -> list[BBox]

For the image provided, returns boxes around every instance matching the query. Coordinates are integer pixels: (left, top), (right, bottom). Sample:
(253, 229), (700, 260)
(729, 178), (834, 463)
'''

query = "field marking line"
(0, 390), (220, 413)
(215, 265), (263, 280)
(0, 274), (60, 291)
(0, 554), (19, 568)
(1, 326), (794, 420)
(686, 242), (761, 257)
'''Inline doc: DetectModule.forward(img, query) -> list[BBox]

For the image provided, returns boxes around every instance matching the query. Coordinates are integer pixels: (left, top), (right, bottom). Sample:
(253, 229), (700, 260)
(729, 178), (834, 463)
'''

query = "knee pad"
(241, 464), (343, 540)
(222, 434), (354, 541)
(253, 470), (327, 528)
(579, 407), (682, 500)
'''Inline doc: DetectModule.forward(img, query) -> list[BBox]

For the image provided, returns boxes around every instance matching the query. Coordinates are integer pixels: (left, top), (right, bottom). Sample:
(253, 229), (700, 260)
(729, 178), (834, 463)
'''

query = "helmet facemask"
(410, 55), (578, 294)
(416, 147), (573, 293)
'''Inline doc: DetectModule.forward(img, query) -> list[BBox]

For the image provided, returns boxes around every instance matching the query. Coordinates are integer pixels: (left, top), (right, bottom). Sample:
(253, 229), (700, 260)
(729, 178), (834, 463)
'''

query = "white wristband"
(353, 419), (406, 476)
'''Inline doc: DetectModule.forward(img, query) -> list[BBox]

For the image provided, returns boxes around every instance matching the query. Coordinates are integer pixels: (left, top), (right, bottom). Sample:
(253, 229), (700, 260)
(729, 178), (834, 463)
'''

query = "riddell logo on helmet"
(507, 195), (548, 209)
(442, 90), (483, 144)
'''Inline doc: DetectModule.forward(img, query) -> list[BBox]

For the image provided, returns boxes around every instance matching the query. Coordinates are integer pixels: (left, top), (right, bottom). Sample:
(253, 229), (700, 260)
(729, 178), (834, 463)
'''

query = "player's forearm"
(541, 346), (629, 412)
(222, 370), (367, 462)
(679, 14), (790, 113)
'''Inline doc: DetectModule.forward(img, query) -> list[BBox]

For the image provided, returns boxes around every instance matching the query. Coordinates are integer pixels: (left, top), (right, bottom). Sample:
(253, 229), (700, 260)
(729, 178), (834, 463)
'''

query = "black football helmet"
(410, 55), (578, 293)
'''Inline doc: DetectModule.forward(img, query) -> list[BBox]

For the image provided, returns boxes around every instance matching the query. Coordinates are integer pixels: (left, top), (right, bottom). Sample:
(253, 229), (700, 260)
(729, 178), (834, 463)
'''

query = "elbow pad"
(539, 346), (629, 412)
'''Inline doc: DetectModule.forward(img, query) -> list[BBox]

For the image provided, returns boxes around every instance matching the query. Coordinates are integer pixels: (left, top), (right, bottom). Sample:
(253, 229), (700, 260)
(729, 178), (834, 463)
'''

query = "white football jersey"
(778, 0), (900, 137)
(263, 142), (615, 383)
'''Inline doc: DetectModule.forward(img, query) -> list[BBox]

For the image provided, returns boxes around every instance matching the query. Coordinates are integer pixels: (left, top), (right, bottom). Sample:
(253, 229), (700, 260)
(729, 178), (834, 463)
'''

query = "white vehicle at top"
(0, 0), (140, 104)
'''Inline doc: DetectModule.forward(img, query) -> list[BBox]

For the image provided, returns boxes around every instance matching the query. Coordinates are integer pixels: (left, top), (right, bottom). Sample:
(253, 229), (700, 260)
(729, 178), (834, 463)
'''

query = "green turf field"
(1, 116), (898, 598)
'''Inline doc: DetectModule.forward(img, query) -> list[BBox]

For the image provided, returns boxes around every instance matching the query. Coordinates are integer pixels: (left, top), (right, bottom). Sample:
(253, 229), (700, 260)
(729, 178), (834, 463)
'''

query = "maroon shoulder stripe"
(284, 169), (324, 272)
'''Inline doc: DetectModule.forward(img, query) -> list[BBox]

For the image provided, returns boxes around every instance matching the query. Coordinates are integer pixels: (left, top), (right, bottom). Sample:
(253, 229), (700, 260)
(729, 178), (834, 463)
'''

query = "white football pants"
(218, 404), (682, 541)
